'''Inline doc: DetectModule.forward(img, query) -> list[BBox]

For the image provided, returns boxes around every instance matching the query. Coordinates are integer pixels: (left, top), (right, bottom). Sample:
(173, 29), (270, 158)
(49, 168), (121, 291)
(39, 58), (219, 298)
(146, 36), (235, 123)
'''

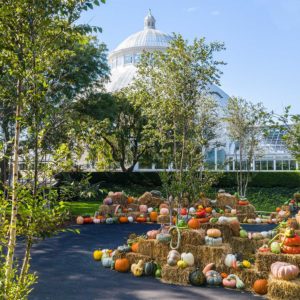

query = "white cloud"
(186, 7), (198, 13)
(211, 10), (221, 16)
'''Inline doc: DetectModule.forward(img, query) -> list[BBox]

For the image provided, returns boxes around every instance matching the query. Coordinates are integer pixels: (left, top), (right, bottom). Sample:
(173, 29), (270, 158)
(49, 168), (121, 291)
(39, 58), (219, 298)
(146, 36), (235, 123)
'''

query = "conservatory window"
(124, 55), (132, 65)
(134, 53), (141, 63)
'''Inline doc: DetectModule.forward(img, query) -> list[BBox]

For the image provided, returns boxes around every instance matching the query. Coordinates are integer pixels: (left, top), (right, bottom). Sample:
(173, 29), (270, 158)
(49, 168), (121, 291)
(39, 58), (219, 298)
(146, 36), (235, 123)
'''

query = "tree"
(224, 97), (268, 197)
(132, 34), (224, 208)
(0, 0), (107, 296)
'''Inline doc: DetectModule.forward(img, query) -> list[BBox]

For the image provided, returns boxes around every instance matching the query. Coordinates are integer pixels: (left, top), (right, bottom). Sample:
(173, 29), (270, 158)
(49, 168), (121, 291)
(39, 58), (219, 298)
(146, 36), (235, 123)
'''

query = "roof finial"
(144, 9), (156, 29)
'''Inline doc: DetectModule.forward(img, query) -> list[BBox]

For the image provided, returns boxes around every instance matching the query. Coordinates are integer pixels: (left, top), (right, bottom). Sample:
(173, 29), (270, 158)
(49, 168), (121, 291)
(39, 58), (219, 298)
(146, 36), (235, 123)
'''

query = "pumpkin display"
(139, 205), (148, 213)
(181, 252), (194, 266)
(156, 233), (171, 243)
(225, 254), (237, 268)
(119, 216), (128, 223)
(222, 276), (236, 288)
(167, 250), (181, 266)
(149, 211), (158, 222)
(188, 218), (200, 229)
(76, 216), (84, 225)
(206, 270), (222, 286)
(144, 261), (157, 276)
(160, 208), (169, 215)
(115, 258), (130, 272)
(205, 236), (222, 246)
(147, 230), (159, 239)
(93, 250), (102, 261)
(271, 262), (300, 280)
(131, 242), (139, 253)
(253, 279), (268, 295)
(189, 268), (206, 286)
(207, 228), (221, 238)
(131, 260), (144, 276)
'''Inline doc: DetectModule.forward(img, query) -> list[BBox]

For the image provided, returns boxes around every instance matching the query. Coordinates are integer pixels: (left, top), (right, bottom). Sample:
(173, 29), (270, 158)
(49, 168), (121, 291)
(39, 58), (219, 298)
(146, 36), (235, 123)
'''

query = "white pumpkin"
(212, 209), (217, 216)
(93, 218), (100, 224)
(189, 207), (196, 214)
(255, 217), (262, 224)
(128, 216), (134, 223)
(260, 231), (269, 239)
(231, 209), (237, 215)
(181, 252), (194, 266)
(167, 250), (181, 266)
(147, 207), (154, 213)
(218, 216), (230, 224)
(225, 254), (237, 268)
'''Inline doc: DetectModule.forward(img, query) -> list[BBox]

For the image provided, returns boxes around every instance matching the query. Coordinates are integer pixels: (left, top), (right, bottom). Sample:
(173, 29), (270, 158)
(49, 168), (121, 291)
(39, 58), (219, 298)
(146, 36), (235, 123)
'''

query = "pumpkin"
(127, 196), (134, 204)
(117, 245), (131, 253)
(101, 251), (112, 268)
(281, 234), (300, 246)
(231, 209), (237, 215)
(205, 207), (213, 214)
(189, 207), (196, 214)
(147, 230), (159, 239)
(225, 254), (237, 268)
(83, 217), (93, 224)
(206, 270), (222, 286)
(149, 211), (158, 222)
(177, 260), (188, 268)
(119, 216), (128, 223)
(131, 242), (139, 253)
(198, 217), (209, 223)
(76, 216), (84, 225)
(189, 269), (206, 286)
(106, 218), (114, 224)
(239, 229), (247, 238)
(103, 197), (113, 205)
(218, 216), (230, 224)
(147, 207), (153, 213)
(276, 207), (281, 212)
(188, 218), (200, 229)
(136, 216), (147, 223)
(271, 262), (300, 280)
(205, 236), (222, 246)
(255, 217), (262, 224)
(221, 272), (228, 279)
(242, 260), (251, 268)
(196, 210), (206, 218)
(260, 231), (269, 239)
(167, 250), (181, 266)
(93, 250), (102, 261)
(144, 261), (156, 276)
(258, 244), (270, 253)
(115, 258), (130, 272)
(139, 205), (148, 213)
(281, 245), (300, 254)
(238, 200), (249, 206)
(160, 208), (169, 215)
(228, 274), (245, 289)
(207, 228), (221, 238)
(253, 279), (268, 295)
(180, 208), (188, 215)
(93, 218), (100, 224)
(156, 233), (172, 243)
(128, 216), (134, 223)
(251, 232), (263, 240)
(155, 268), (162, 278)
(202, 263), (214, 275)
(222, 277), (236, 288)
(270, 241), (281, 254)
(131, 260), (144, 276)
(181, 252), (194, 266)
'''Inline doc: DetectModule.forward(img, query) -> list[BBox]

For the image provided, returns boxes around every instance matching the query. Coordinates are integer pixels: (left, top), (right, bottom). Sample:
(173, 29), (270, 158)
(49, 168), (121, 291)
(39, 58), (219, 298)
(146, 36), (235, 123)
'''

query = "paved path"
(27, 223), (271, 300)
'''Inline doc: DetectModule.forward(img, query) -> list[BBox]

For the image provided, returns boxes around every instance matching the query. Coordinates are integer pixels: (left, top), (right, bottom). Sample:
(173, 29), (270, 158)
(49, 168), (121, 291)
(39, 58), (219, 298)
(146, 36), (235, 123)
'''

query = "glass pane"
(268, 160), (274, 170)
(282, 160), (289, 170)
(290, 160), (297, 170)
(134, 53), (140, 63)
(124, 55), (132, 64)
(276, 160), (282, 170)
(255, 161), (260, 171)
(261, 161), (268, 170)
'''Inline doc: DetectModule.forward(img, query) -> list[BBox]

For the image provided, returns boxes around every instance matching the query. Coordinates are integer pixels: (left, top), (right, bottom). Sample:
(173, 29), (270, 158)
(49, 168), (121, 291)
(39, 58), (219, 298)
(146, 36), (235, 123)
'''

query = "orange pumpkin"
(205, 207), (213, 214)
(253, 279), (268, 295)
(83, 217), (93, 224)
(127, 197), (134, 204)
(119, 216), (128, 223)
(276, 207), (281, 212)
(188, 218), (200, 229)
(238, 200), (249, 206)
(198, 217), (209, 224)
(131, 242), (139, 253)
(115, 258), (130, 272)
(136, 216), (147, 223)
(221, 272), (228, 279)
(150, 211), (158, 222)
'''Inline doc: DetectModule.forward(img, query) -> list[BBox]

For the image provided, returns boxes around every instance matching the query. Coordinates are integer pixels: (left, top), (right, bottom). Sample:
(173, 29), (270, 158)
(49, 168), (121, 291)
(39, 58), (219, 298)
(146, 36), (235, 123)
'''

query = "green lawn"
(65, 201), (100, 216)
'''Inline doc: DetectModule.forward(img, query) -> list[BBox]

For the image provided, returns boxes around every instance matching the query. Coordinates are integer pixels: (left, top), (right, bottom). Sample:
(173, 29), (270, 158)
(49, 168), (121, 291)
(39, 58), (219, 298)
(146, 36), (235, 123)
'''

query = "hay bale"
(171, 229), (205, 247)
(194, 197), (211, 208)
(161, 265), (194, 286)
(236, 213), (248, 223)
(268, 276), (300, 300)
(127, 203), (139, 211)
(98, 204), (110, 215)
(111, 193), (127, 206)
(137, 239), (155, 258)
(233, 268), (268, 290)
(153, 240), (170, 265)
(200, 223), (234, 242)
(125, 252), (152, 265)
(256, 252), (300, 273)
(216, 193), (237, 208)
(197, 244), (231, 270)
(138, 192), (164, 207)
(157, 215), (170, 224)
(231, 237), (269, 257)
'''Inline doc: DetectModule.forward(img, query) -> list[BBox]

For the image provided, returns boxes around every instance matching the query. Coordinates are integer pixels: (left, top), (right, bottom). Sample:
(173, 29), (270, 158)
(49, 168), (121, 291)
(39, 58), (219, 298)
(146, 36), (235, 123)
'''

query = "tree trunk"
(5, 90), (22, 290)
(19, 237), (33, 284)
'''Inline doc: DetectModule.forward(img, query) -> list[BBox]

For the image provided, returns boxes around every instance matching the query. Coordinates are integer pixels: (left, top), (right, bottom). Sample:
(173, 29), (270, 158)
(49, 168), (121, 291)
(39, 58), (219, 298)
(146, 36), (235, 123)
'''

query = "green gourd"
(144, 262), (156, 276)
(189, 268), (206, 286)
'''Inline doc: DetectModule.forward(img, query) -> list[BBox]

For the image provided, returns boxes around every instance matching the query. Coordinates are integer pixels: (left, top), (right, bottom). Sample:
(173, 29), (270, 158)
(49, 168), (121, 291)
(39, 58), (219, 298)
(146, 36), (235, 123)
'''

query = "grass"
(65, 201), (100, 216)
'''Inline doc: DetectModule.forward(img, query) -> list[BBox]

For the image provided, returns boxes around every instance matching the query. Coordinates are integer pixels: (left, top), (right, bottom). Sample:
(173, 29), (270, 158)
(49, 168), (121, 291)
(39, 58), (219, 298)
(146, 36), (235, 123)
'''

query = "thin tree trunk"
(5, 80), (22, 290)
(19, 237), (33, 284)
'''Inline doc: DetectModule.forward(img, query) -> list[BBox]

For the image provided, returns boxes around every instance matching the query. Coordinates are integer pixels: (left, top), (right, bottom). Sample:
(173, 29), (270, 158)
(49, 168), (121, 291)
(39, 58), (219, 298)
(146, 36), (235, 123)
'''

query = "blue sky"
(79, 0), (300, 113)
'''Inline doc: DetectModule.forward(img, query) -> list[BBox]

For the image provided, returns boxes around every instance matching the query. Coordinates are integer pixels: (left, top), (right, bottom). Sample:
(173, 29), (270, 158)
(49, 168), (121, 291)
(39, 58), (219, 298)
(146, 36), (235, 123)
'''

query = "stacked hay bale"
(216, 192), (237, 209)
(268, 277), (300, 300)
(138, 191), (164, 207)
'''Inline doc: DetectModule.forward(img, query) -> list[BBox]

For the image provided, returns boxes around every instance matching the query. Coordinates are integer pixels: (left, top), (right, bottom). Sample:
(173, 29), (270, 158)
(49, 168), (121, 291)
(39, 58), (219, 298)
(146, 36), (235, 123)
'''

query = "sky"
(79, 0), (300, 113)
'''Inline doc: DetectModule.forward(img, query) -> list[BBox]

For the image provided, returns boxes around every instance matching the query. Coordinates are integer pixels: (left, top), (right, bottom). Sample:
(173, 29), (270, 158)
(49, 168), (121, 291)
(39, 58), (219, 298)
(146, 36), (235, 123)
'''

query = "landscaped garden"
(1, 1), (300, 300)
